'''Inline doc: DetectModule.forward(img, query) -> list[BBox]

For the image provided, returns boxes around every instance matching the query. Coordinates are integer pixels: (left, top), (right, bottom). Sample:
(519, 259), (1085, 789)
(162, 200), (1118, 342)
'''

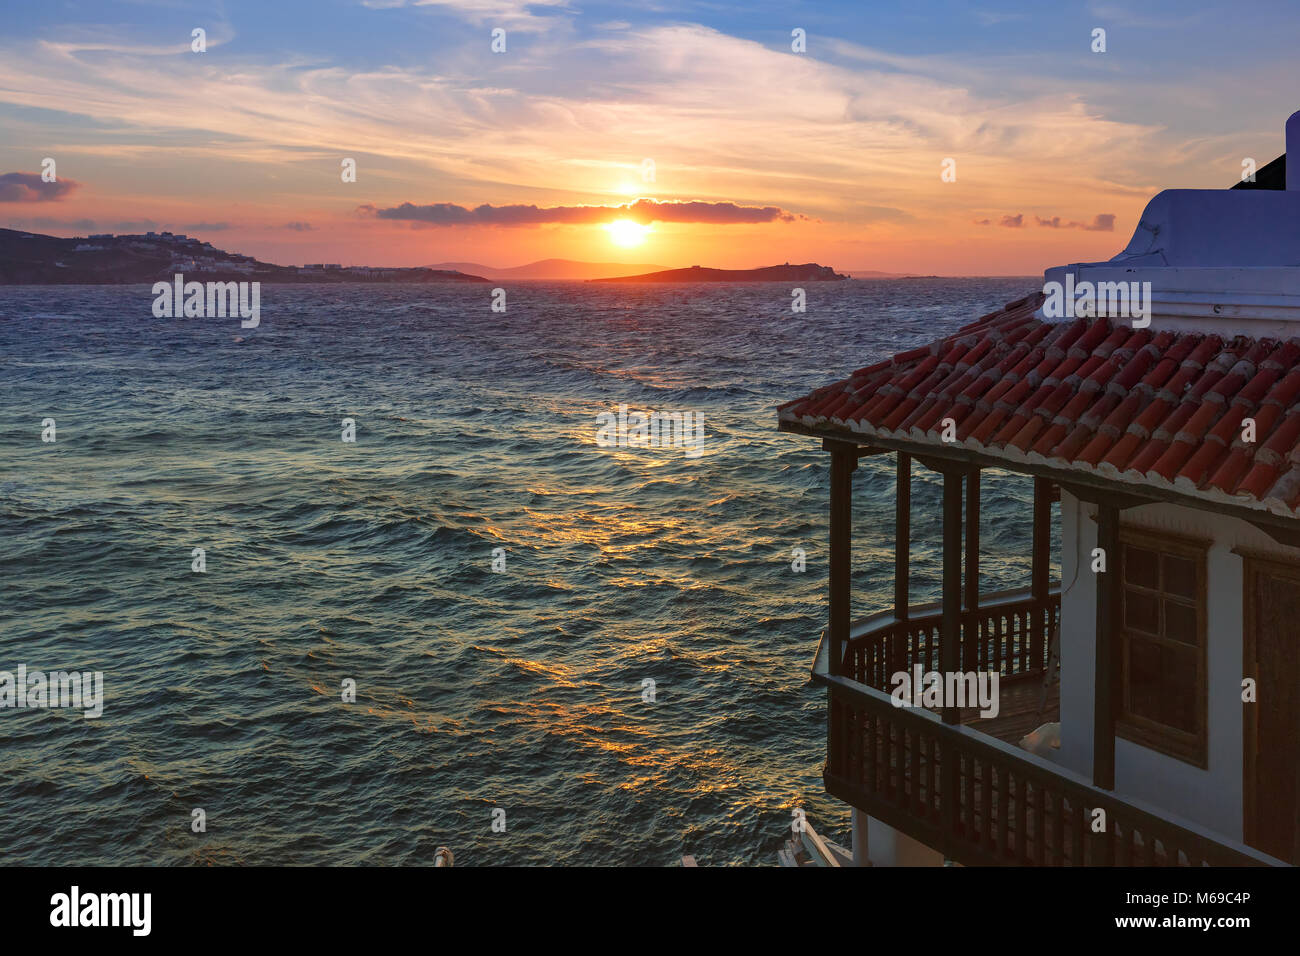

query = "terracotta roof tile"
(1208, 446), (1255, 494)
(1055, 421), (1100, 463)
(780, 292), (1300, 516)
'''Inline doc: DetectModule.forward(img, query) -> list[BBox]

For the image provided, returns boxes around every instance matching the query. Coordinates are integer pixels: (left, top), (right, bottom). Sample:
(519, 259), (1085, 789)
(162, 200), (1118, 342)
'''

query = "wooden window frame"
(1115, 526), (1209, 768)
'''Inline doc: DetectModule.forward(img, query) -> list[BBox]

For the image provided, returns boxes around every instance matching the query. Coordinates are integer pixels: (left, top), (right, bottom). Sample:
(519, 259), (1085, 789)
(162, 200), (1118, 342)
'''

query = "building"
(777, 111), (1300, 867)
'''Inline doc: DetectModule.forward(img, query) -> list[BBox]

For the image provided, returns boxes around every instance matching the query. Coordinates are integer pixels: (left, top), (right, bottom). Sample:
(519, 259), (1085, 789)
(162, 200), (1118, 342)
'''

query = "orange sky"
(2, 4), (1297, 274)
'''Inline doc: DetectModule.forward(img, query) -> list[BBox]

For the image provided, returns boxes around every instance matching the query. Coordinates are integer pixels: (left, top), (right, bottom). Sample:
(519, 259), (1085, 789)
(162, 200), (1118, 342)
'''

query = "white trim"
(1034, 264), (1300, 335)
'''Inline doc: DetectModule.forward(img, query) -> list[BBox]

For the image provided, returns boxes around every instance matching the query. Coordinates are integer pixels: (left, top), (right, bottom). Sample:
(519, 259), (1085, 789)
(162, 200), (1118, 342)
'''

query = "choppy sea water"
(0, 277), (1040, 866)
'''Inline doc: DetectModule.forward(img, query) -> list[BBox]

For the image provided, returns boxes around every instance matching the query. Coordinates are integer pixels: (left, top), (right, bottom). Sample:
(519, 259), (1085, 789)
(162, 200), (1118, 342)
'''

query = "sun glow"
(605, 219), (651, 247)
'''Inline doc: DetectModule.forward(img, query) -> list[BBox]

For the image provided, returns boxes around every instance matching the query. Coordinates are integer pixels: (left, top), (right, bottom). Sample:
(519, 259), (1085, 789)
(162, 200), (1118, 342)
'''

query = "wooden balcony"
(843, 588), (1061, 743)
(813, 591), (1281, 866)
(804, 441), (1287, 865)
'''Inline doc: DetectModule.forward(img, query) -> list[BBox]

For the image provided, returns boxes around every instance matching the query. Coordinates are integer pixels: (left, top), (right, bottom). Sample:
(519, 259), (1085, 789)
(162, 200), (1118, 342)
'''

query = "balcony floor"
(919, 671), (1059, 747)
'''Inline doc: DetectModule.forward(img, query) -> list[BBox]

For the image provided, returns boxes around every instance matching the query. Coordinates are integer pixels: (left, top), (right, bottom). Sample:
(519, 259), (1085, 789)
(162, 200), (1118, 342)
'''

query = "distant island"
(842, 269), (915, 279)
(427, 258), (667, 281)
(0, 228), (489, 284)
(591, 263), (848, 283)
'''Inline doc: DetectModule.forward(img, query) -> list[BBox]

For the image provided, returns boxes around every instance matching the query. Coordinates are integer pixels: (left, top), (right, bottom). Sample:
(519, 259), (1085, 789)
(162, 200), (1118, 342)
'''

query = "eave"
(778, 416), (1300, 548)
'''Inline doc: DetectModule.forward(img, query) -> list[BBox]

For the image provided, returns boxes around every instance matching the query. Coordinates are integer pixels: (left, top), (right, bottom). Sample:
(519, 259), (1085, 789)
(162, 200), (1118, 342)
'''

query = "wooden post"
(1032, 477), (1052, 602)
(895, 453), (911, 621)
(827, 441), (857, 678)
(1032, 476), (1053, 675)
(1093, 500), (1119, 790)
(963, 470), (980, 671)
(939, 467), (965, 858)
(964, 470), (980, 611)
(941, 468), (963, 725)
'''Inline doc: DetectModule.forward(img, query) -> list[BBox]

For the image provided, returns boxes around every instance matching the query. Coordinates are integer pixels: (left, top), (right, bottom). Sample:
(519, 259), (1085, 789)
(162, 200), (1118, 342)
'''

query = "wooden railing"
(843, 589), (1060, 692)
(821, 674), (1280, 866)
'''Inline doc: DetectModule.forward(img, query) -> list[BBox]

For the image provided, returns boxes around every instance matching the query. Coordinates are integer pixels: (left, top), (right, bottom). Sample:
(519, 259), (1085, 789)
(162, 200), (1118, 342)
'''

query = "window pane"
(1163, 554), (1197, 598)
(1124, 589), (1159, 634)
(1164, 600), (1198, 645)
(1128, 638), (1197, 734)
(1125, 545), (1159, 589)
(1164, 646), (1197, 733)
(1128, 638), (1163, 723)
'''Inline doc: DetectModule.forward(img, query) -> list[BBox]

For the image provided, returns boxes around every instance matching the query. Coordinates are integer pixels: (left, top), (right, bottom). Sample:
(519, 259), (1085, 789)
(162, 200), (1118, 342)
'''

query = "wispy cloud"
(974, 11), (1026, 26)
(1, 216), (159, 232)
(0, 172), (79, 202)
(1087, 2), (1207, 29)
(978, 213), (1116, 231)
(1035, 213), (1116, 231)
(4, 216), (97, 231)
(360, 0), (570, 29)
(37, 20), (236, 57)
(359, 198), (801, 226)
(0, 21), (1163, 216)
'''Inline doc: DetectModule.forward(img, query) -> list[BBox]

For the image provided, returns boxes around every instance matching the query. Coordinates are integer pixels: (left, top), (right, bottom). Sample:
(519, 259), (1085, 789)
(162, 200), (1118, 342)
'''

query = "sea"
(0, 277), (1042, 866)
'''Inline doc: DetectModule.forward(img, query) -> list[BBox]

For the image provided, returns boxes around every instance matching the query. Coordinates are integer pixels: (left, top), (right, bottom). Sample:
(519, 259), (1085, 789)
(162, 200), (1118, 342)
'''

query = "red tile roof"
(778, 292), (1300, 517)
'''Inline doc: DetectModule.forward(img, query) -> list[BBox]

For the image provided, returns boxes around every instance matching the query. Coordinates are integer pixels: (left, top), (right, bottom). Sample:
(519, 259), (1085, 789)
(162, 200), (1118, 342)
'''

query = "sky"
(2, 0), (1299, 274)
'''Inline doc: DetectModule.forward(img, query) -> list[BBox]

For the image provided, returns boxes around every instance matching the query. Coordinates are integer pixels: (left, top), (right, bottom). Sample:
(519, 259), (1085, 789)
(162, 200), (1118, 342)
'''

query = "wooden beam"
(1060, 481), (1152, 512)
(915, 454), (975, 477)
(1248, 520), (1300, 550)
(941, 469), (963, 724)
(895, 453), (911, 622)
(822, 436), (857, 453)
(1032, 477), (1052, 602)
(784, 424), (1300, 542)
(1094, 501), (1120, 789)
(828, 444), (857, 678)
(819, 437), (888, 460)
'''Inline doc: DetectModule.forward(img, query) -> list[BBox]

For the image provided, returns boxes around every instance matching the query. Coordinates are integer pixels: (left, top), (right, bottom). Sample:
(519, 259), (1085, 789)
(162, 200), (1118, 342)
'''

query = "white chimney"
(1038, 110), (1300, 335)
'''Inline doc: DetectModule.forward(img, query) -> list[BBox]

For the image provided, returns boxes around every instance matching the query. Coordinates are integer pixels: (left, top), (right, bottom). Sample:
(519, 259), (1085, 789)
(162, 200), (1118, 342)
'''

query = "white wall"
(1056, 490), (1298, 842)
(864, 815), (945, 866)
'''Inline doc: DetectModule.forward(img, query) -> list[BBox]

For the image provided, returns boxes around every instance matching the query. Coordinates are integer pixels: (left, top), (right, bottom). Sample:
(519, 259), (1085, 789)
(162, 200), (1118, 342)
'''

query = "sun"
(605, 219), (651, 247)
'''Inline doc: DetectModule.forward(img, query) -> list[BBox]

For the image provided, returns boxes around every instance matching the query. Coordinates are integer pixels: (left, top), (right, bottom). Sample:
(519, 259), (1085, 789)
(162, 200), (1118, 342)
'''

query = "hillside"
(426, 258), (667, 280)
(0, 229), (488, 284)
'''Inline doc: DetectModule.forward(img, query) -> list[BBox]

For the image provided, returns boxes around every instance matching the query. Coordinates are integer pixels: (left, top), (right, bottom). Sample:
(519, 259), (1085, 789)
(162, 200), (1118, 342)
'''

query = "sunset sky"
(2, 0), (1298, 274)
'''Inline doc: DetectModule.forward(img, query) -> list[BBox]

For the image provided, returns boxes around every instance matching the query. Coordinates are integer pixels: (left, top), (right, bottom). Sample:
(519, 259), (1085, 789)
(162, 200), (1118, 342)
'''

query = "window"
(1117, 528), (1208, 767)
